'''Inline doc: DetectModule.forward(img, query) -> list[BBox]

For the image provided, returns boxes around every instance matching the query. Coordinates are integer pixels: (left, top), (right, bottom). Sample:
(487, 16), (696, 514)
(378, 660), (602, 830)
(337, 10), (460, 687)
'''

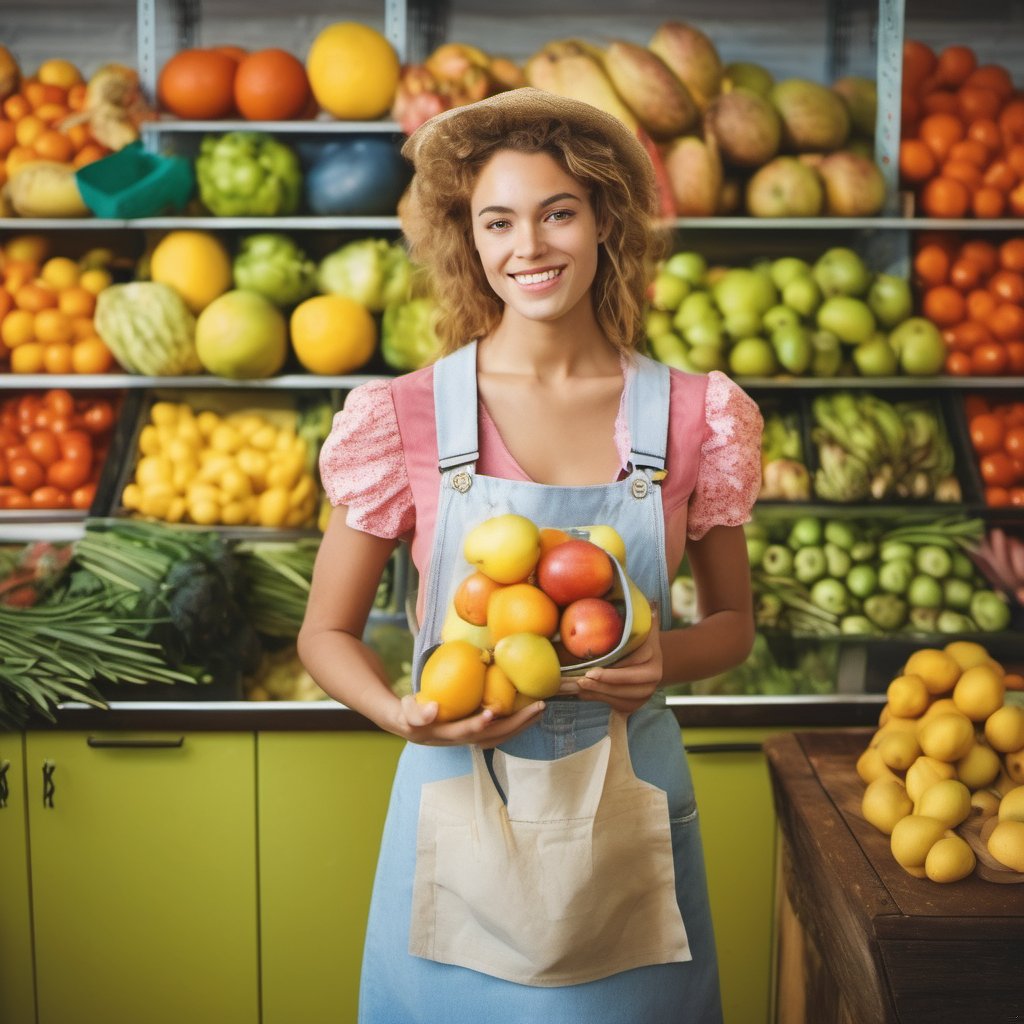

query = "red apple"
(560, 598), (624, 659)
(536, 539), (614, 606)
(453, 571), (504, 626)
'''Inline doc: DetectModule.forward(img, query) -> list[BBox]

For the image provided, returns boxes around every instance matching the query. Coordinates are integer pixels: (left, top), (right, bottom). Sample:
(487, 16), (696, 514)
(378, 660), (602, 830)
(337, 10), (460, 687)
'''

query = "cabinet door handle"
(0, 759), (9, 808)
(686, 742), (763, 754)
(42, 760), (55, 808)
(86, 736), (185, 749)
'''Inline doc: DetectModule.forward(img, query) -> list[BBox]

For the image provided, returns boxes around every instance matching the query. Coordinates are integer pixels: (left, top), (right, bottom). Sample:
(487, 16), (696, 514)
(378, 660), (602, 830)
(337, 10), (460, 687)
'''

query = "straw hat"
(401, 86), (655, 192)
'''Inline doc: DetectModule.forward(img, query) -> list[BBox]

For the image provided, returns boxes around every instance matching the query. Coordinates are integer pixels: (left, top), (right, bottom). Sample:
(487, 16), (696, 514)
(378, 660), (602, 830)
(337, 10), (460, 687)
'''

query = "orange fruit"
(972, 186), (1005, 219)
(78, 268), (112, 295)
(36, 59), (82, 89)
(947, 138), (990, 167)
(983, 160), (1017, 193)
(58, 286), (95, 318)
(0, 288), (11, 320)
(959, 240), (999, 275)
(33, 102), (70, 127)
(963, 64), (1014, 101)
(2, 94), (31, 121)
(967, 289), (997, 321)
(67, 82), (87, 112)
(33, 308), (73, 345)
(920, 113), (966, 161)
(946, 350), (972, 376)
(487, 583), (560, 642)
(920, 175), (970, 218)
(39, 256), (79, 289)
(0, 308), (35, 347)
(416, 640), (488, 722)
(70, 315), (97, 340)
(922, 284), (967, 327)
(65, 122), (91, 151)
(899, 138), (936, 183)
(13, 281), (58, 313)
(949, 257), (983, 291)
(935, 45), (978, 89)
(9, 342), (44, 374)
(3, 259), (39, 292)
(0, 120), (15, 157)
(72, 143), (108, 168)
(956, 85), (1001, 122)
(41, 342), (73, 375)
(989, 304), (1024, 341)
(903, 40), (937, 92)
(967, 117), (1002, 152)
(539, 527), (573, 555)
(70, 337), (115, 374)
(23, 81), (65, 109)
(914, 242), (952, 286)
(989, 270), (1024, 303)
(452, 570), (505, 627)
(941, 158), (983, 191)
(999, 99), (1024, 146)
(157, 48), (237, 119)
(233, 49), (310, 120)
(14, 114), (45, 148)
(921, 91), (959, 116)
(999, 238), (1024, 272)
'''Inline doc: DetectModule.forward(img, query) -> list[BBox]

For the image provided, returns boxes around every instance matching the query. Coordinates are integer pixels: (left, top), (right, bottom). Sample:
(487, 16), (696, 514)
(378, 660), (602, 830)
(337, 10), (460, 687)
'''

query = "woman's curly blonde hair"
(401, 99), (664, 355)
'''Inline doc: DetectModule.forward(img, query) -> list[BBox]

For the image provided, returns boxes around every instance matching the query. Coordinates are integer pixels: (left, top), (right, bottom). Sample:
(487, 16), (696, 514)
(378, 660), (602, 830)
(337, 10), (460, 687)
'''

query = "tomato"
(17, 395), (42, 427)
(0, 428), (17, 450)
(946, 351), (972, 375)
(80, 400), (115, 435)
(1005, 426), (1024, 459)
(30, 485), (69, 509)
(1007, 403), (1024, 426)
(25, 429), (59, 467)
(1006, 341), (1024, 375)
(59, 429), (92, 461)
(980, 451), (1017, 487)
(70, 481), (97, 511)
(1009, 487), (1024, 507)
(969, 412), (1005, 453)
(0, 454), (6, 486)
(0, 488), (32, 509)
(8, 456), (45, 494)
(970, 342), (1010, 375)
(45, 388), (74, 419)
(47, 459), (91, 492)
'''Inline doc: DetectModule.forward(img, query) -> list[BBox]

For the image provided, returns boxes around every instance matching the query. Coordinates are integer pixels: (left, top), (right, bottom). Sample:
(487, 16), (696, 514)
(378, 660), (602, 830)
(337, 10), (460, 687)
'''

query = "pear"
(463, 513), (541, 584)
(620, 575), (653, 655)
(493, 632), (562, 699)
(440, 602), (492, 651)
(577, 524), (627, 566)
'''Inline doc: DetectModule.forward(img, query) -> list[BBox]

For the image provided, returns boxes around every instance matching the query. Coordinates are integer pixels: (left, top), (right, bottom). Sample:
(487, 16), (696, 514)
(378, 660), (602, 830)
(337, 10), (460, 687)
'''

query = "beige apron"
(409, 710), (691, 986)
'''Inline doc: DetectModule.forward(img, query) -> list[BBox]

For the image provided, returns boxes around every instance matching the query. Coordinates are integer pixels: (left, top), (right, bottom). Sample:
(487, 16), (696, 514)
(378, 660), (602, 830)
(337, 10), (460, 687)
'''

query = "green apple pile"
(645, 247), (946, 378)
(747, 513), (1012, 637)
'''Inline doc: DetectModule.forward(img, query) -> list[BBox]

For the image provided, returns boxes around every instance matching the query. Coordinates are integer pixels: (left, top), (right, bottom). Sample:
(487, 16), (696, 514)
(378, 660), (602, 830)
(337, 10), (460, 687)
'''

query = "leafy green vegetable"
(196, 132), (302, 217)
(317, 238), (412, 312)
(232, 233), (317, 307)
(381, 297), (442, 371)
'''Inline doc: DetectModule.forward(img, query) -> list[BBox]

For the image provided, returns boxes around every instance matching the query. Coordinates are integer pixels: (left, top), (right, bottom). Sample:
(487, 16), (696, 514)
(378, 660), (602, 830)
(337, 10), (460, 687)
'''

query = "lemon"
(149, 231), (232, 314)
(919, 712), (975, 763)
(925, 835), (976, 883)
(877, 731), (921, 772)
(861, 777), (913, 835)
(987, 820), (1024, 872)
(289, 294), (377, 375)
(952, 664), (1005, 722)
(999, 786), (1024, 823)
(417, 640), (488, 722)
(916, 779), (971, 828)
(905, 755), (956, 804)
(956, 742), (1001, 791)
(78, 268), (113, 296)
(306, 22), (400, 120)
(943, 640), (993, 672)
(890, 814), (947, 876)
(970, 789), (1000, 821)
(984, 705), (1024, 753)
(40, 256), (79, 289)
(903, 648), (960, 696)
(886, 673), (930, 718)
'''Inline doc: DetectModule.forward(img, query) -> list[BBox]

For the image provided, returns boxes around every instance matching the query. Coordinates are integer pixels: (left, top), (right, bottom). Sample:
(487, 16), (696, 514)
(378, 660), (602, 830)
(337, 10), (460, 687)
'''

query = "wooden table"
(765, 730), (1024, 1024)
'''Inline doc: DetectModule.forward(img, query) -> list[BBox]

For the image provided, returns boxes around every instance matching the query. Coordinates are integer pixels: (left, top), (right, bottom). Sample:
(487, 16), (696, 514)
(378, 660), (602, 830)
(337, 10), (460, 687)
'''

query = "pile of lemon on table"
(857, 641), (1024, 883)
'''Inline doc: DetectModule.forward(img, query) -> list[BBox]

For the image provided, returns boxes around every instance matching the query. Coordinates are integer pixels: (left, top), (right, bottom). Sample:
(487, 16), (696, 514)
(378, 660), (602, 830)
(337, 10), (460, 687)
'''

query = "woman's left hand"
(569, 616), (663, 714)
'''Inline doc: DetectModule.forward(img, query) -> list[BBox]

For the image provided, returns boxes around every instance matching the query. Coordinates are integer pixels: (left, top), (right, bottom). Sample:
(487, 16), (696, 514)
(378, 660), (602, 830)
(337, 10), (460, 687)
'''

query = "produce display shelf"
(141, 118), (402, 134)
(0, 216), (403, 231)
(731, 376), (1022, 390)
(671, 218), (1024, 231)
(0, 521), (85, 542)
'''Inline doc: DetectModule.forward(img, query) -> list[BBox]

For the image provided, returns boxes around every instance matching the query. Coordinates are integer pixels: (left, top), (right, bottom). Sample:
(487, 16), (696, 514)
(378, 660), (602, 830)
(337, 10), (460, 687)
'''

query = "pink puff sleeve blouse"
(319, 364), (762, 580)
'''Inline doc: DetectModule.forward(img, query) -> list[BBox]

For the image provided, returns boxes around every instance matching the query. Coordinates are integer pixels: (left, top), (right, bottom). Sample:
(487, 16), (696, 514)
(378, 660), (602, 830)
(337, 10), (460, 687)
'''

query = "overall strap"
(626, 355), (670, 472)
(433, 341), (479, 471)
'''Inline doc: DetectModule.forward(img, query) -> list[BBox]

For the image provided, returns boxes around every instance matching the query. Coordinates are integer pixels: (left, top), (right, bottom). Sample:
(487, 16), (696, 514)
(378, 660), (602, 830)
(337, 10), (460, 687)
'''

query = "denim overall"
(358, 342), (723, 1023)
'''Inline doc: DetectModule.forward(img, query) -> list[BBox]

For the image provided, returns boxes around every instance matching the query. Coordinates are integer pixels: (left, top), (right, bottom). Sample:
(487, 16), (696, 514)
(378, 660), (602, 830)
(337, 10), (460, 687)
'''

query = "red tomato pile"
(913, 234), (1024, 376)
(899, 41), (1024, 218)
(0, 388), (118, 510)
(965, 394), (1024, 506)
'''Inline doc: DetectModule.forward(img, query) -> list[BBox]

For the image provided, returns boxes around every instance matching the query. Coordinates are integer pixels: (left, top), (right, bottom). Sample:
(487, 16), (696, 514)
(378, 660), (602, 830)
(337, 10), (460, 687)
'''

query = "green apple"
(728, 336), (779, 377)
(712, 267), (779, 317)
(763, 303), (801, 332)
(866, 273), (913, 328)
(770, 256), (811, 290)
(673, 291), (717, 331)
(645, 308), (674, 338)
(724, 308), (764, 339)
(812, 247), (871, 297)
(781, 275), (822, 318)
(816, 295), (876, 344)
(649, 270), (690, 311)
(684, 316), (726, 350)
(664, 251), (707, 286)
(687, 344), (727, 373)
(648, 332), (697, 371)
(852, 335), (898, 376)
(888, 316), (946, 376)
(771, 324), (813, 374)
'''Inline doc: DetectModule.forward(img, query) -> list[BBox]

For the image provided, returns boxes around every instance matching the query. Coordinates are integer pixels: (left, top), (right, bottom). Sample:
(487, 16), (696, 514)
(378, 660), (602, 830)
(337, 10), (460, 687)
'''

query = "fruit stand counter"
(765, 730), (1024, 1024)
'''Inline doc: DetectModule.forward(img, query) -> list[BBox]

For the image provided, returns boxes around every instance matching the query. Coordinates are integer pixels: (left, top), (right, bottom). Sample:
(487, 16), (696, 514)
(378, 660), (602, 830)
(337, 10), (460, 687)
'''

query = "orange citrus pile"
(899, 41), (1024, 219)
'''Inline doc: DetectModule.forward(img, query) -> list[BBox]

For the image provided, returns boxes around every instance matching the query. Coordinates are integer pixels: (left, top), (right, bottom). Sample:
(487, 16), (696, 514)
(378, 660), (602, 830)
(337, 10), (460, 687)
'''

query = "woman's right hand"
(395, 695), (546, 749)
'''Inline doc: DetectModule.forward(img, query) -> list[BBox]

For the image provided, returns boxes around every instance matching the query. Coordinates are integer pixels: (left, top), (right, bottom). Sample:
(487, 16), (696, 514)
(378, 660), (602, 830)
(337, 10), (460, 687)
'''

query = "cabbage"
(381, 297), (442, 372)
(232, 233), (317, 307)
(195, 132), (302, 217)
(317, 238), (412, 313)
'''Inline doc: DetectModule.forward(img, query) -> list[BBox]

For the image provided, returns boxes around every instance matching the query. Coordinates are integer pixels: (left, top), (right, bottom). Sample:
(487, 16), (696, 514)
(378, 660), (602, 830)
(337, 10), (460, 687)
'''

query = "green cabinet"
(257, 731), (403, 1024)
(0, 733), (35, 1024)
(24, 731), (259, 1024)
(685, 726), (782, 1024)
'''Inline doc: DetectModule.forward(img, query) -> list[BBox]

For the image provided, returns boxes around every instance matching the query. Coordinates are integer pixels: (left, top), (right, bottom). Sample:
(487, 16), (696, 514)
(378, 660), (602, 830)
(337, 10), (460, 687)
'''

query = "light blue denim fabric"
(359, 343), (723, 1023)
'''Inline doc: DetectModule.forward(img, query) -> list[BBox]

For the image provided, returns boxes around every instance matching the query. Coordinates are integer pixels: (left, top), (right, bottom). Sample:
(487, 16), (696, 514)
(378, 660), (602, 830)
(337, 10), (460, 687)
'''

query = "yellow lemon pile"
(857, 641), (1024, 882)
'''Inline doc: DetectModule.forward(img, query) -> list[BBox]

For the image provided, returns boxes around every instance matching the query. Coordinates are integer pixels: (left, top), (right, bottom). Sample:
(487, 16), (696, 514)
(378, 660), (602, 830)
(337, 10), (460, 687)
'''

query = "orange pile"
(899, 41), (1024, 218)
(913, 234), (1024, 376)
(964, 394), (1024, 507)
(0, 236), (116, 375)
(0, 58), (110, 191)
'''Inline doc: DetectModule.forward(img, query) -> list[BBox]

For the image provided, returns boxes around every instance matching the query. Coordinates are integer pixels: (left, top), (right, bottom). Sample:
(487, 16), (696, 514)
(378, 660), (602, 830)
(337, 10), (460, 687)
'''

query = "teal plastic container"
(75, 142), (194, 218)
